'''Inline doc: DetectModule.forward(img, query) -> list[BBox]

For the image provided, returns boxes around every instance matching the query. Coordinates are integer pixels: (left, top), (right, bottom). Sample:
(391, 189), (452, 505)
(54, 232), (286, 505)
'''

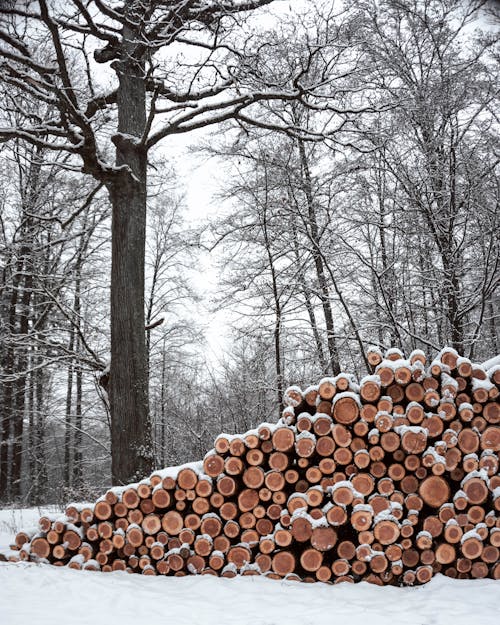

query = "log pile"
(6, 347), (500, 586)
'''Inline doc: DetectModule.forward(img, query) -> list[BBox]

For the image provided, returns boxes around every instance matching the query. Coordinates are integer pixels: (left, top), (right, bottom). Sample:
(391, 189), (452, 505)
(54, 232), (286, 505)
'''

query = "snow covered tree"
(0, 0), (355, 484)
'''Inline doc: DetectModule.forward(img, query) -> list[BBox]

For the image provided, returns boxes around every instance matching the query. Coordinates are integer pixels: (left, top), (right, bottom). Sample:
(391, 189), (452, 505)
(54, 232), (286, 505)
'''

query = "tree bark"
(72, 262), (83, 491)
(0, 268), (19, 500)
(108, 25), (152, 484)
(64, 329), (74, 490)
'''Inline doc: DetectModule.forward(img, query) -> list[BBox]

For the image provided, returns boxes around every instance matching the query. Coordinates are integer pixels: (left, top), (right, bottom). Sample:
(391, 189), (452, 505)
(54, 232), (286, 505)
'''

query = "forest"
(0, 0), (498, 505)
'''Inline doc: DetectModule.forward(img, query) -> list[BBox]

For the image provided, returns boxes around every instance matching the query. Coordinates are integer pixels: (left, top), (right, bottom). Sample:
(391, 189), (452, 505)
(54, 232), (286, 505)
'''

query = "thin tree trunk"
(26, 349), (36, 503)
(72, 262), (83, 491)
(261, 165), (283, 414)
(160, 342), (166, 467)
(0, 269), (19, 500)
(64, 329), (74, 490)
(33, 356), (47, 506)
(298, 140), (340, 375)
(290, 216), (327, 371)
(10, 259), (32, 499)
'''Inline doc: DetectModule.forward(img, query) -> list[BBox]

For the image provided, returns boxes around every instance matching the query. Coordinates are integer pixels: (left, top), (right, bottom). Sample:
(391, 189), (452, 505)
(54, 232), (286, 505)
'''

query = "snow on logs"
(6, 346), (500, 586)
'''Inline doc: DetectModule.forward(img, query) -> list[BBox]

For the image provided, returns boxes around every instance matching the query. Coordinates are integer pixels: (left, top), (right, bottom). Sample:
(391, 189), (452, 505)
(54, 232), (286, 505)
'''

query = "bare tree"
(0, 0), (374, 483)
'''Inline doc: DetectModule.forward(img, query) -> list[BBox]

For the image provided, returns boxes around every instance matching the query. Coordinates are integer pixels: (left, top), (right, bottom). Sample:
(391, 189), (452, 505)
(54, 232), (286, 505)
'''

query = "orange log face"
(481, 426), (500, 451)
(161, 511), (183, 535)
(300, 548), (323, 572)
(463, 478), (489, 505)
(272, 551), (296, 576)
(419, 476), (451, 508)
(401, 430), (427, 454)
(203, 454), (225, 478)
(238, 488), (259, 512)
(272, 428), (295, 452)
(333, 397), (360, 425)
(311, 527), (337, 552)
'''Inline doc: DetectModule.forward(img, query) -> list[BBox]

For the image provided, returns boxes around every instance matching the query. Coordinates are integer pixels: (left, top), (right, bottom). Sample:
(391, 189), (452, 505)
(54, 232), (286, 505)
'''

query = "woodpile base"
(6, 347), (500, 586)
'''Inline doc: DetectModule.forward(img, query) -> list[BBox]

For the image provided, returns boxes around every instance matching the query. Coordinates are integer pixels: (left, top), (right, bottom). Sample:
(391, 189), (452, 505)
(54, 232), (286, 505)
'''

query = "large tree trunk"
(108, 27), (152, 485)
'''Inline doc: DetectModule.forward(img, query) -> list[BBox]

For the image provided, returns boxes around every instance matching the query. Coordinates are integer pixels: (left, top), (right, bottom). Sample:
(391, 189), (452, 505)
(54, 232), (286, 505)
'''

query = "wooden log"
(461, 535), (483, 559)
(380, 432), (400, 453)
(351, 506), (373, 531)
(161, 511), (183, 535)
(142, 514), (161, 535)
(225, 456), (244, 476)
(360, 378), (381, 403)
(300, 548), (323, 572)
(367, 348), (383, 367)
(246, 448), (264, 466)
(370, 553), (388, 574)
(333, 395), (359, 425)
(291, 516), (312, 542)
(238, 488), (259, 512)
(331, 558), (350, 577)
(272, 427), (295, 452)
(217, 475), (237, 498)
(481, 426), (500, 451)
(435, 543), (456, 564)
(31, 537), (50, 559)
(242, 466), (265, 489)
(203, 454), (225, 478)
(373, 519), (400, 545)
(401, 429), (427, 454)
(151, 488), (171, 509)
(419, 476), (450, 508)
(227, 545), (252, 569)
(311, 527), (337, 552)
(463, 477), (488, 505)
(319, 378), (336, 400)
(94, 501), (113, 521)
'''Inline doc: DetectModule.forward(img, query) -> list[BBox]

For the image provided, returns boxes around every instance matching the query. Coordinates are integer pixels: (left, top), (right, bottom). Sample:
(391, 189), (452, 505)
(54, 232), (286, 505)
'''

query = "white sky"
(157, 130), (235, 364)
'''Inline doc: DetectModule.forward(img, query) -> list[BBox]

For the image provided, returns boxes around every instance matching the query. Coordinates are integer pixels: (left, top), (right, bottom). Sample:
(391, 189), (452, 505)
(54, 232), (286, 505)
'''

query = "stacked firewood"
(6, 347), (500, 585)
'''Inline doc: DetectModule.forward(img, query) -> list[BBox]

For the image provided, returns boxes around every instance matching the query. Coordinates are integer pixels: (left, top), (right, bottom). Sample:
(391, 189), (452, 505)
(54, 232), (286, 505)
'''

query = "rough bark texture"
(109, 25), (152, 485)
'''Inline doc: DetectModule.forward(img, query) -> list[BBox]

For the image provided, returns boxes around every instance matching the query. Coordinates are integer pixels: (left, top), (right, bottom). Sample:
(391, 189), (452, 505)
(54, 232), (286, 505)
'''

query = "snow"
(375, 358), (411, 372)
(151, 459), (204, 481)
(295, 430), (316, 441)
(394, 425), (428, 436)
(471, 377), (494, 391)
(460, 529), (482, 543)
(482, 354), (500, 371)
(0, 563), (500, 625)
(409, 349), (426, 359)
(461, 469), (490, 486)
(360, 374), (381, 387)
(1, 509), (500, 625)
(0, 507), (61, 553)
(331, 391), (362, 408)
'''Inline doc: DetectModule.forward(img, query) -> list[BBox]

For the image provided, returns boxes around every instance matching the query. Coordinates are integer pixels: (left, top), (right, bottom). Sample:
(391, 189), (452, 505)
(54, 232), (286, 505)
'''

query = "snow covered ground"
(0, 506), (62, 553)
(1, 508), (500, 625)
